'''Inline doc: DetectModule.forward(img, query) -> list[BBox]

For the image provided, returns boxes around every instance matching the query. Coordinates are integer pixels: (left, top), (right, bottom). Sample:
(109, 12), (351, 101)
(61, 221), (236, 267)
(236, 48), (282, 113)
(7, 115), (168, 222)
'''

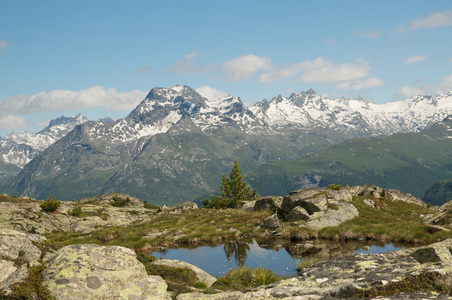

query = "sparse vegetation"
(214, 266), (282, 291)
(111, 196), (131, 207)
(40, 196), (61, 212)
(326, 184), (341, 190)
(71, 205), (82, 216)
(7, 262), (56, 300)
(350, 272), (450, 298)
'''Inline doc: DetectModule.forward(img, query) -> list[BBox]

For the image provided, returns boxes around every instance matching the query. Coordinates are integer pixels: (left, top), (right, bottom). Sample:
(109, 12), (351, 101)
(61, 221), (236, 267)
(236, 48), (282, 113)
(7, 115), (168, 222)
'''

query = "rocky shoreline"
(1, 186), (452, 299)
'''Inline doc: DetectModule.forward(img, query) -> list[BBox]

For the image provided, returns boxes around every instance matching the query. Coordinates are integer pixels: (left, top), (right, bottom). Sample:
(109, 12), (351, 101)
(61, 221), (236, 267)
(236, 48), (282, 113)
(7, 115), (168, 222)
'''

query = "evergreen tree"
(203, 161), (258, 208)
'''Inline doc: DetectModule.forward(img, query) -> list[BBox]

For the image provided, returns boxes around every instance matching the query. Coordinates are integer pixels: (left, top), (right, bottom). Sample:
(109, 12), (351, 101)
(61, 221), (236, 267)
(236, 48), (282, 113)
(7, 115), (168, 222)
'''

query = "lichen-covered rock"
(281, 189), (358, 229)
(240, 200), (256, 212)
(177, 202), (198, 212)
(0, 229), (45, 264)
(150, 259), (217, 288)
(286, 206), (310, 222)
(254, 196), (283, 211)
(262, 213), (283, 229)
(0, 264), (29, 295)
(0, 259), (16, 284)
(43, 244), (168, 300)
(382, 189), (427, 207)
(304, 202), (359, 230)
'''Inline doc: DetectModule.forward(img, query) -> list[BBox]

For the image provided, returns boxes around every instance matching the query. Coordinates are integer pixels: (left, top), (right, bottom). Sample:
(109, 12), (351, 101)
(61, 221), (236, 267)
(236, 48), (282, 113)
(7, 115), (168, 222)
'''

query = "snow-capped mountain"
(1, 85), (451, 204)
(0, 114), (88, 167)
(248, 89), (452, 136)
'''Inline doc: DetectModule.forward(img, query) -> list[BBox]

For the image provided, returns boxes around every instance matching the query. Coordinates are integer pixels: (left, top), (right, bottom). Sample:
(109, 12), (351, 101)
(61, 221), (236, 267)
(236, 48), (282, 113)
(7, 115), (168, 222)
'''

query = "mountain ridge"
(1, 86), (451, 204)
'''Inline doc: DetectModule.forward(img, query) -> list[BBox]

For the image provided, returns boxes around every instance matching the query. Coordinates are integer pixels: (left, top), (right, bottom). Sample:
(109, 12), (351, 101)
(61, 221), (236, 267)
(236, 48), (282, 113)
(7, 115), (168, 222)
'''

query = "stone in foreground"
(43, 244), (168, 300)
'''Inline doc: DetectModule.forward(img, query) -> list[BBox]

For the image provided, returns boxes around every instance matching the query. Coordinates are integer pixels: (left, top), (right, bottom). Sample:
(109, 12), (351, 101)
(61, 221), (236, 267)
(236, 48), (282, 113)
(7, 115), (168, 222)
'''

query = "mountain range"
(246, 115), (452, 200)
(1, 85), (451, 204)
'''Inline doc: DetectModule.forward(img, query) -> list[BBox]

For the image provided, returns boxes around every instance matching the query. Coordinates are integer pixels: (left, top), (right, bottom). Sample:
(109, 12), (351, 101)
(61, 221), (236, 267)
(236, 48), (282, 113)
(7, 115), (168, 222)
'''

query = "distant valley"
(0, 86), (451, 204)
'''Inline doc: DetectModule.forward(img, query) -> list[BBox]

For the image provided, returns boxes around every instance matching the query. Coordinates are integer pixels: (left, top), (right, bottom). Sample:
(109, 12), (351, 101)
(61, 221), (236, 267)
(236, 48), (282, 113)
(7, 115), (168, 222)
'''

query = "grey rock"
(0, 259), (16, 284)
(0, 229), (45, 264)
(150, 259), (217, 288)
(240, 200), (256, 212)
(286, 206), (310, 222)
(43, 244), (168, 300)
(262, 213), (283, 230)
(0, 264), (29, 295)
(382, 189), (427, 207)
(254, 196), (283, 211)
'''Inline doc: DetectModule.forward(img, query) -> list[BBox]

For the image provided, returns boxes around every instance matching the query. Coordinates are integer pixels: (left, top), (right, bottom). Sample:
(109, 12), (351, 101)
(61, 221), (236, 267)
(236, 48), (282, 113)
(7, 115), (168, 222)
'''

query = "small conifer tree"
(203, 161), (258, 208)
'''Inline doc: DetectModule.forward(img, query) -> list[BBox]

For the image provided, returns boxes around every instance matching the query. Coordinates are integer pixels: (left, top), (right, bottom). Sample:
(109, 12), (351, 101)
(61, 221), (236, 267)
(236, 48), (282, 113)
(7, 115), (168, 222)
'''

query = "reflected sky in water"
(150, 240), (404, 277)
(151, 240), (298, 276)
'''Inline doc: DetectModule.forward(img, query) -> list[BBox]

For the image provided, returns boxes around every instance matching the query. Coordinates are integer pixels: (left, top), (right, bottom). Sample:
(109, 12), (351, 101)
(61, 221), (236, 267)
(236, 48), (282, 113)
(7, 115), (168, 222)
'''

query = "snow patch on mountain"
(0, 114), (88, 167)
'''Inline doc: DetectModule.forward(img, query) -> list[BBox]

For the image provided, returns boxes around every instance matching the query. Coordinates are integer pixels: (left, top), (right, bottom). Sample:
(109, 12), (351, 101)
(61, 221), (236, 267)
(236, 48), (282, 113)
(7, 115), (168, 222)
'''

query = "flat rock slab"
(43, 244), (168, 300)
(150, 259), (217, 288)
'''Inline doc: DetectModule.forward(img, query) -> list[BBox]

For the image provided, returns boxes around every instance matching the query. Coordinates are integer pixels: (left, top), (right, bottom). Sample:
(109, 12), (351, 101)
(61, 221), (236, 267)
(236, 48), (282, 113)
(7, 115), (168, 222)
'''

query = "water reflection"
(150, 239), (406, 277)
(223, 240), (250, 266)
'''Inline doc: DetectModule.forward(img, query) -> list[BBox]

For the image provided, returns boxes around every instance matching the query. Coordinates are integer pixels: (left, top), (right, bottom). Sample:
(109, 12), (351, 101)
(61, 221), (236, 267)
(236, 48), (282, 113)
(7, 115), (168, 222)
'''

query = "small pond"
(150, 239), (404, 277)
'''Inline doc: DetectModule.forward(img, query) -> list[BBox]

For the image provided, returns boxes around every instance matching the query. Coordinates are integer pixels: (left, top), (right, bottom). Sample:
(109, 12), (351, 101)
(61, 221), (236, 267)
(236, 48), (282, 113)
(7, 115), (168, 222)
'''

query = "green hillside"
(246, 117), (452, 199)
(423, 179), (452, 206)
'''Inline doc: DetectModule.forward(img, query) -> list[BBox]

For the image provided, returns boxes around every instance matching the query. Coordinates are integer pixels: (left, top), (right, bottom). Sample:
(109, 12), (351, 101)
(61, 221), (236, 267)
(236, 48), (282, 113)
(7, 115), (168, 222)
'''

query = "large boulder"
(281, 189), (358, 229)
(150, 259), (217, 288)
(42, 244), (168, 300)
(254, 196), (283, 211)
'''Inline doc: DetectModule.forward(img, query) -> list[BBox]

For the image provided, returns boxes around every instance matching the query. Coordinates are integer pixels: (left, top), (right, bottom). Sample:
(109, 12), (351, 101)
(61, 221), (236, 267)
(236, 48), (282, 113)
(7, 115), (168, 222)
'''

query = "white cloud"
(396, 74), (452, 98)
(405, 54), (426, 64)
(195, 86), (228, 101)
(258, 62), (305, 83)
(0, 86), (147, 117)
(169, 52), (203, 75)
(412, 9), (452, 30)
(357, 29), (381, 39)
(337, 77), (384, 90)
(258, 58), (372, 85)
(298, 58), (372, 84)
(0, 40), (11, 53)
(221, 54), (272, 82)
(397, 9), (452, 33)
(0, 115), (29, 130)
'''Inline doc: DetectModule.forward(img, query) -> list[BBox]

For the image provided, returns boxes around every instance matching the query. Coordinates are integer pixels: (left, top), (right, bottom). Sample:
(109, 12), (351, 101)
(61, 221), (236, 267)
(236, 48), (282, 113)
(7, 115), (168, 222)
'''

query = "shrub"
(111, 196), (130, 207)
(326, 184), (341, 190)
(72, 206), (82, 217)
(40, 196), (61, 213)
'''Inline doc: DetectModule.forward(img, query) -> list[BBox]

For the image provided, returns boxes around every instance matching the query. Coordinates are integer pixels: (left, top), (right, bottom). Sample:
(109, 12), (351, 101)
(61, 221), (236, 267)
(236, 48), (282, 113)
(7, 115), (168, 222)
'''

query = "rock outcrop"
(0, 193), (157, 235)
(276, 185), (426, 230)
(280, 188), (359, 229)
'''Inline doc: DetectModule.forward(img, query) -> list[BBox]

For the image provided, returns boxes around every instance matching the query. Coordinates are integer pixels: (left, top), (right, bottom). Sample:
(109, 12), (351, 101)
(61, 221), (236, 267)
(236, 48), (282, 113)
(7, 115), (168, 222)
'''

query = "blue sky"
(1, 0), (452, 136)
